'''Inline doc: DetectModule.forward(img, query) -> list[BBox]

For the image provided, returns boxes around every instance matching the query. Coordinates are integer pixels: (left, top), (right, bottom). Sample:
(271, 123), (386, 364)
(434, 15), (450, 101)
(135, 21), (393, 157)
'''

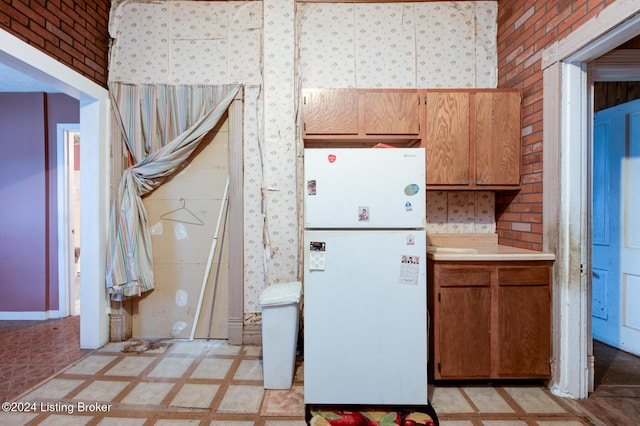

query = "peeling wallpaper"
(262, 0), (299, 293)
(109, 1), (263, 85)
(108, 1), (498, 319)
(297, 1), (497, 88)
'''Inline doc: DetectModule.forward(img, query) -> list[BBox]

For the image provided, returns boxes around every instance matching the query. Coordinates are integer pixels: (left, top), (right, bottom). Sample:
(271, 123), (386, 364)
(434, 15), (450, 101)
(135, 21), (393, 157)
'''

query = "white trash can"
(259, 281), (303, 390)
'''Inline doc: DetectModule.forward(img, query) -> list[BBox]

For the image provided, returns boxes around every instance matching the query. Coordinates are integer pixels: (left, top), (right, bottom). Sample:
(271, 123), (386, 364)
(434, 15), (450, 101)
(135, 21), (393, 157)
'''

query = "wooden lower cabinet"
(439, 285), (491, 378)
(428, 259), (552, 380)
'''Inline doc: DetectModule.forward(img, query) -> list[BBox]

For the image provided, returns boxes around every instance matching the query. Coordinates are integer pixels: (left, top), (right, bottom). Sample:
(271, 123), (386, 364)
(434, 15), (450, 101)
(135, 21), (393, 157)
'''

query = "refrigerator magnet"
(310, 241), (326, 251)
(309, 241), (326, 271)
(307, 180), (316, 195)
(358, 206), (370, 222)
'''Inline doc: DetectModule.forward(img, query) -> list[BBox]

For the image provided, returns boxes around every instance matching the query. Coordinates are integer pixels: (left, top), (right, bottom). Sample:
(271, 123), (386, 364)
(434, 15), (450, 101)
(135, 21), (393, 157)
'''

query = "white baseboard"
(0, 310), (66, 320)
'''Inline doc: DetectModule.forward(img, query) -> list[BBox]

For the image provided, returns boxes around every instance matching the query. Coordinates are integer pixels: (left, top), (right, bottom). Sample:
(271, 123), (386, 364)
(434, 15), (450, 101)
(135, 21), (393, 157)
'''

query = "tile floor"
(0, 316), (90, 403)
(0, 317), (614, 425)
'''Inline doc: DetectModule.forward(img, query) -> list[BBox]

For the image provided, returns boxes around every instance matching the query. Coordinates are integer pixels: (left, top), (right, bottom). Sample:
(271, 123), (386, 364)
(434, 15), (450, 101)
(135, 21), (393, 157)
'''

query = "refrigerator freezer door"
(303, 230), (428, 405)
(304, 148), (426, 229)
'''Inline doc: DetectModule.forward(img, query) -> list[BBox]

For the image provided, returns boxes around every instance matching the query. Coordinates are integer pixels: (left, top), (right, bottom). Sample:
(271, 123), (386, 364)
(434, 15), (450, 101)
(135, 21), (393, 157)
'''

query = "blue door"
(592, 98), (640, 355)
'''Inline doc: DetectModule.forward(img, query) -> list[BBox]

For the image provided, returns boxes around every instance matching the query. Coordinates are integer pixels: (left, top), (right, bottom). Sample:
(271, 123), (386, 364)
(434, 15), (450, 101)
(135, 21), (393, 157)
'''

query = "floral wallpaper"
(297, 1), (497, 89)
(108, 1), (499, 322)
(109, 1), (262, 85)
(426, 192), (496, 233)
(262, 0), (300, 292)
(242, 85), (266, 314)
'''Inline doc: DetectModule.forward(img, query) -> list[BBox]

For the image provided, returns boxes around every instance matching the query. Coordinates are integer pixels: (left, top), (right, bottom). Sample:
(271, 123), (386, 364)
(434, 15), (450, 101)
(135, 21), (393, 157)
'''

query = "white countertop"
(427, 244), (556, 261)
(425, 233), (556, 261)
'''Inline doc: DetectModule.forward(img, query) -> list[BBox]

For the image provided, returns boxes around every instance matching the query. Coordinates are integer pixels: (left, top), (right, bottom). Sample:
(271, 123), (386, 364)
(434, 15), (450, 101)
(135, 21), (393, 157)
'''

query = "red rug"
(307, 405), (438, 425)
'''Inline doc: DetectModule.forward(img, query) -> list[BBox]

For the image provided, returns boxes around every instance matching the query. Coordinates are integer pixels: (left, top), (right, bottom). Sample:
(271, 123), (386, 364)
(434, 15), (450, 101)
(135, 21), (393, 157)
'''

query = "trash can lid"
(259, 281), (303, 307)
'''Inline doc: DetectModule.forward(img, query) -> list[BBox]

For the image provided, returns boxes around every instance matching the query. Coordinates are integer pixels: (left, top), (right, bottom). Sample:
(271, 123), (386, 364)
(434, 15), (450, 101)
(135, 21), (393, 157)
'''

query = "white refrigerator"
(303, 147), (428, 405)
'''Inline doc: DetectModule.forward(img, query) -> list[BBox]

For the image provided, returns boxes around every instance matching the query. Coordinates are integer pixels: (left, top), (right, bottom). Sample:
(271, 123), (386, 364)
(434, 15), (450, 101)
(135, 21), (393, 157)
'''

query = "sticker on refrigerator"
(399, 255), (420, 285)
(309, 241), (326, 271)
(405, 234), (415, 245)
(358, 206), (370, 222)
(307, 180), (316, 195)
(404, 183), (420, 196)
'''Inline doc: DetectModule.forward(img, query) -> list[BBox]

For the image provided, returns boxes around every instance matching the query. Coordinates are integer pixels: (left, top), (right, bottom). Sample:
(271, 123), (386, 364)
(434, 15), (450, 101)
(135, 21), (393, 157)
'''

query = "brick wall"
(0, 0), (110, 88)
(495, 0), (613, 250)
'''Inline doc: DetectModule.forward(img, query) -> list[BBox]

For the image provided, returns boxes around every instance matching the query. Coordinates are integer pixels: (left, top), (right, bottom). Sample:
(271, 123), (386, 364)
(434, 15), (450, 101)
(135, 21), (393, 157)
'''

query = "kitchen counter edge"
(426, 245), (556, 261)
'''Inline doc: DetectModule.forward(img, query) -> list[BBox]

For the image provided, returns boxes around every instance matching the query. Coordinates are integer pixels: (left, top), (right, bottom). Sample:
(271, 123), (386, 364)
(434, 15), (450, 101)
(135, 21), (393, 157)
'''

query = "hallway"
(0, 317), (636, 425)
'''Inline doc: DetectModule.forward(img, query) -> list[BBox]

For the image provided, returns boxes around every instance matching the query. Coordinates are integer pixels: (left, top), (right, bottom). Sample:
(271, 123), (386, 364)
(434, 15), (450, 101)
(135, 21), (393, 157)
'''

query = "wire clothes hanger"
(160, 198), (204, 226)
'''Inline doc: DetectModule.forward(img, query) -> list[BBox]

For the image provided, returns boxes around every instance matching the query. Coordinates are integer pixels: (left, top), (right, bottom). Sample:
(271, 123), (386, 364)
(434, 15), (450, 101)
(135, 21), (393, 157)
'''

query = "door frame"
(0, 29), (111, 349)
(227, 89), (245, 345)
(57, 123), (80, 317)
(541, 1), (640, 398)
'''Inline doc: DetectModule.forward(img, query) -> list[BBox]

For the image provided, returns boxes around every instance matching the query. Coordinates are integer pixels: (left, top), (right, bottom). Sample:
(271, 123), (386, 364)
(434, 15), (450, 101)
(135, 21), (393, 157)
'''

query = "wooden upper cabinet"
(476, 91), (522, 186)
(302, 88), (522, 188)
(302, 90), (359, 135)
(422, 89), (522, 190)
(424, 91), (470, 185)
(301, 88), (421, 146)
(364, 92), (420, 135)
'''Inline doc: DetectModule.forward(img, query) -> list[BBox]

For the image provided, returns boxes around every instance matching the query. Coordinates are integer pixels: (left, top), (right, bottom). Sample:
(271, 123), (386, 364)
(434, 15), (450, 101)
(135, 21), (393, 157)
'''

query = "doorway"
(58, 124), (81, 317)
(542, 2), (640, 398)
(1, 28), (110, 348)
(589, 48), (640, 402)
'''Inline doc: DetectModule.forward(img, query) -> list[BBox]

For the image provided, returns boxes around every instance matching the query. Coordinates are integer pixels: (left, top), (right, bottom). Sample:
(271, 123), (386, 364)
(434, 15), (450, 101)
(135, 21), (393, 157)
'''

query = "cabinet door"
(497, 266), (551, 378)
(303, 90), (359, 135)
(424, 92), (470, 185)
(364, 92), (420, 135)
(437, 286), (491, 378)
(475, 91), (521, 185)
(434, 266), (492, 379)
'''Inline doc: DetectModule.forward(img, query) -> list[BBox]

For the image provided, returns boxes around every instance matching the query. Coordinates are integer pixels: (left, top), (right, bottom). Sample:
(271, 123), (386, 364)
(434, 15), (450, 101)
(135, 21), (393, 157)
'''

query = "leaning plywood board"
(134, 116), (230, 339)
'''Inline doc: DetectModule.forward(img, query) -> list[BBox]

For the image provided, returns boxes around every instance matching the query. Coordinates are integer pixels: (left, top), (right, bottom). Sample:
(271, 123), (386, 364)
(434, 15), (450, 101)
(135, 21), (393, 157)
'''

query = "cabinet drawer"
(498, 266), (549, 286)
(436, 268), (491, 287)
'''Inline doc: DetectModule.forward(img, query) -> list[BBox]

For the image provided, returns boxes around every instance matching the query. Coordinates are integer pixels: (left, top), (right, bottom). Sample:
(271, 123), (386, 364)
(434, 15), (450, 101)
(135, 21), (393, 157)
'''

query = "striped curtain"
(106, 83), (240, 299)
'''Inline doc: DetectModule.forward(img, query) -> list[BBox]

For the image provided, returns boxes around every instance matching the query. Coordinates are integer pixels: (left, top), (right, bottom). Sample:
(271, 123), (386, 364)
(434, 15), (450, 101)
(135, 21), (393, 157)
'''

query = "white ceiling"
(0, 61), (60, 92)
